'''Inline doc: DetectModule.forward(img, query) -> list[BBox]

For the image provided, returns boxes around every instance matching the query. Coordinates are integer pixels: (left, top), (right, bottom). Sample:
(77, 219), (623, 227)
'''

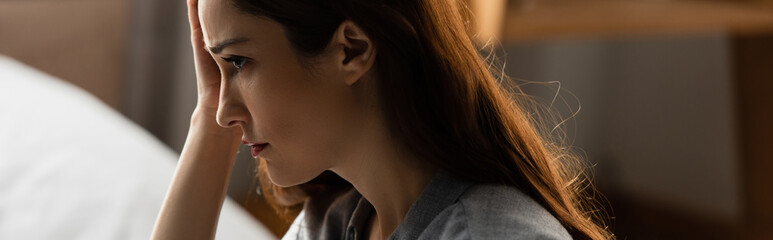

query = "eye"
(222, 56), (248, 70)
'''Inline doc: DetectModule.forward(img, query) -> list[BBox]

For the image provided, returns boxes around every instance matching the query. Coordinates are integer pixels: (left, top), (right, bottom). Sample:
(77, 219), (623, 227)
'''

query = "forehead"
(198, 0), (275, 50)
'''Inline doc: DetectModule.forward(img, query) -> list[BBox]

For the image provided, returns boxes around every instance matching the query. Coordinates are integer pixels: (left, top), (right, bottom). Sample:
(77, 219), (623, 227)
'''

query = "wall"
(0, 0), (128, 109)
(506, 33), (741, 223)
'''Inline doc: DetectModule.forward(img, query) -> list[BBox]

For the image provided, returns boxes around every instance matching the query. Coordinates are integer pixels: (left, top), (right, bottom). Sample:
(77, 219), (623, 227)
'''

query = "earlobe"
(333, 21), (376, 86)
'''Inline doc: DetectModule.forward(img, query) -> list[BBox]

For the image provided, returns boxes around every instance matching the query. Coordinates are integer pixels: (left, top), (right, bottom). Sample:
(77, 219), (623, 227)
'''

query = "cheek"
(246, 67), (352, 186)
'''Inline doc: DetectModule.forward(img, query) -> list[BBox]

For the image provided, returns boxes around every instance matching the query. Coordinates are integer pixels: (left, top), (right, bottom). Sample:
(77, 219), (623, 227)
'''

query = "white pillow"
(0, 55), (275, 240)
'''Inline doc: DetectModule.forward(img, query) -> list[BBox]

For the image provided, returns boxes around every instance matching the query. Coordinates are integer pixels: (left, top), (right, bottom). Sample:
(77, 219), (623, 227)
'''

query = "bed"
(0, 55), (276, 240)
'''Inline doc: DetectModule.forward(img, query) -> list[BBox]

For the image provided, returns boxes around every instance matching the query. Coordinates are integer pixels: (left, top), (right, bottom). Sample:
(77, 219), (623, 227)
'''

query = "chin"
(264, 158), (322, 188)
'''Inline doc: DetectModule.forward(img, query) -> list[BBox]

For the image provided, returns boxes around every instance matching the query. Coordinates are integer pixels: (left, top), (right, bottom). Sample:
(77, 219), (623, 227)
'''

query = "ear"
(330, 21), (376, 86)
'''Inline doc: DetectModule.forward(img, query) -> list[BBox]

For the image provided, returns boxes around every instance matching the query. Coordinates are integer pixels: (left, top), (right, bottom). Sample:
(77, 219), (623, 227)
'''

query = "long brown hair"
(235, 0), (612, 239)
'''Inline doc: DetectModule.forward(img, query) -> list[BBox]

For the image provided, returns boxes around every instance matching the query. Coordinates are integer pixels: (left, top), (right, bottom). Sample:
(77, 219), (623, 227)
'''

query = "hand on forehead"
(197, 0), (244, 49)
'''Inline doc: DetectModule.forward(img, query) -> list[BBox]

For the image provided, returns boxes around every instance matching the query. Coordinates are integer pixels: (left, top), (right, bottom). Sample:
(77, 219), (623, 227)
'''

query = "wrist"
(189, 107), (241, 139)
(184, 108), (242, 165)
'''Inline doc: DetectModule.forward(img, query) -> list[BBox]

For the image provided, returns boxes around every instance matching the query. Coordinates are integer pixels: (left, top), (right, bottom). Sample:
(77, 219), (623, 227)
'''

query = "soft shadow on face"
(198, 0), (364, 187)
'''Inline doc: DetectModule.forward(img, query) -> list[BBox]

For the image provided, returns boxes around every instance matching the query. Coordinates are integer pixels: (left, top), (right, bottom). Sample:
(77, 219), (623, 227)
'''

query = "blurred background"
(1, 0), (772, 239)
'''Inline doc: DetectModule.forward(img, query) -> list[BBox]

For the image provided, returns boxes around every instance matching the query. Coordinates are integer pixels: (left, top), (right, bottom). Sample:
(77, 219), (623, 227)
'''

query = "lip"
(242, 140), (268, 158)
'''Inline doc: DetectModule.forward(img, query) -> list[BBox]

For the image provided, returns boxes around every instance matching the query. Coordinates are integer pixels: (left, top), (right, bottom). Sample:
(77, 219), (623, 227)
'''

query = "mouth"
(242, 140), (269, 158)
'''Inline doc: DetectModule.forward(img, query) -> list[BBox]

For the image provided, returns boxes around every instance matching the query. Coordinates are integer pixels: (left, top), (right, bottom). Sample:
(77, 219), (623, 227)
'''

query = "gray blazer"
(281, 172), (572, 240)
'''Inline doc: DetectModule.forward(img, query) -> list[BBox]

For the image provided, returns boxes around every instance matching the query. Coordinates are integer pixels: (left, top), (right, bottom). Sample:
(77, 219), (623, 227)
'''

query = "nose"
(215, 83), (249, 129)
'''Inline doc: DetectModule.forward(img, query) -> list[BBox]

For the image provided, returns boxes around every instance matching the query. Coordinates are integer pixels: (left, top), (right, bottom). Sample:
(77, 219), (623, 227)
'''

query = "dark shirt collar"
(344, 171), (474, 240)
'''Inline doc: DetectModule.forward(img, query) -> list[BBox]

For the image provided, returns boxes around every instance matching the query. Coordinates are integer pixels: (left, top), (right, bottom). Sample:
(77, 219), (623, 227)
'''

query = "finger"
(187, 0), (208, 52)
(186, 0), (214, 70)
(186, 0), (221, 99)
(187, 0), (203, 49)
(187, 0), (199, 32)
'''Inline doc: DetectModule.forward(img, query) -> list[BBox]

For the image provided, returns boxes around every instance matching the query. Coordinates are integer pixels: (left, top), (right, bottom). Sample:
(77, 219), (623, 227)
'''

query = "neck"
(330, 111), (436, 239)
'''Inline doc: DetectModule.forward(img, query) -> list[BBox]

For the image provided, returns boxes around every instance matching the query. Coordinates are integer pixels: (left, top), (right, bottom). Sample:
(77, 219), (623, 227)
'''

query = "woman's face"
(199, 0), (364, 187)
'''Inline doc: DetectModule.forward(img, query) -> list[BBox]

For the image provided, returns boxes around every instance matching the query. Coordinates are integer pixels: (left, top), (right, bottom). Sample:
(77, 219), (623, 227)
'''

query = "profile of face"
(198, 0), (377, 187)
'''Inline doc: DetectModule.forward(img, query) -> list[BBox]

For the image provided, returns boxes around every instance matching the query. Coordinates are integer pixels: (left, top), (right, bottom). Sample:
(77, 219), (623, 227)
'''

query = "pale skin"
(151, 1), (436, 239)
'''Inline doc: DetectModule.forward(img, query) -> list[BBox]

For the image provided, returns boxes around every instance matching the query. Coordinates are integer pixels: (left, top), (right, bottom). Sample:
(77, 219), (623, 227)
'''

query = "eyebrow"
(208, 38), (250, 54)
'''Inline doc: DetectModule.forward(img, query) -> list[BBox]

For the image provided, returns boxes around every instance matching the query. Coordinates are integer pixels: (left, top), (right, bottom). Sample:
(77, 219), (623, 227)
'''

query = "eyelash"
(222, 56), (248, 71)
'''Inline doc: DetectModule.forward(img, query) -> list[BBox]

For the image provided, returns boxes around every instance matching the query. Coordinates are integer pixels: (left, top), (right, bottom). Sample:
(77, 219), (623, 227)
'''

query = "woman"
(152, 0), (612, 239)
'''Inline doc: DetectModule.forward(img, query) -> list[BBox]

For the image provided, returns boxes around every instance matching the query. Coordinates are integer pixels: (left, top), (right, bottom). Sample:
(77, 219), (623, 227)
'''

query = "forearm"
(151, 110), (242, 240)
